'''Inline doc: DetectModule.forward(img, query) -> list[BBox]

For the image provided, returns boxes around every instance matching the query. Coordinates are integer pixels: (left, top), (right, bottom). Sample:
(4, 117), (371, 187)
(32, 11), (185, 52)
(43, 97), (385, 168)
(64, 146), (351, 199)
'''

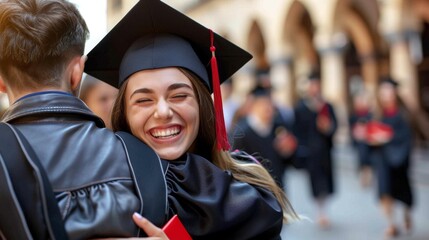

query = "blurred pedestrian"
(229, 67), (280, 132)
(231, 85), (297, 188)
(293, 71), (337, 228)
(79, 74), (118, 129)
(256, 67), (295, 130)
(221, 78), (240, 132)
(349, 90), (374, 187)
(370, 77), (414, 238)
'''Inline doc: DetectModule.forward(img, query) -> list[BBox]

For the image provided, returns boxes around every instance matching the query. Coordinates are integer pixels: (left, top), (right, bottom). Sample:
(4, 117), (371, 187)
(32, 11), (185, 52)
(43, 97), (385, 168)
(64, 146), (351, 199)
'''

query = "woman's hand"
(90, 213), (169, 240)
(132, 212), (169, 239)
(352, 123), (367, 141)
(274, 127), (297, 157)
(317, 115), (332, 134)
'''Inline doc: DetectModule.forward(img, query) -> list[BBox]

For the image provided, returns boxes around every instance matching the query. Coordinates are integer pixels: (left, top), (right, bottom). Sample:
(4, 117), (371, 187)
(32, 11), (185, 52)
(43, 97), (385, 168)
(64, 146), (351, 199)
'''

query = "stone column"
(270, 57), (296, 108)
(316, 33), (349, 144)
(321, 50), (349, 144)
(360, 54), (379, 105)
(231, 65), (255, 105)
(386, 32), (419, 112)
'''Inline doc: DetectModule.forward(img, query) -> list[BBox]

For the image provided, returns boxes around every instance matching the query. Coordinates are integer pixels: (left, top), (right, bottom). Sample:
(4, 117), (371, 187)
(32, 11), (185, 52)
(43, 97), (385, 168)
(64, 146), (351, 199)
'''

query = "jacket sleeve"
(165, 154), (283, 240)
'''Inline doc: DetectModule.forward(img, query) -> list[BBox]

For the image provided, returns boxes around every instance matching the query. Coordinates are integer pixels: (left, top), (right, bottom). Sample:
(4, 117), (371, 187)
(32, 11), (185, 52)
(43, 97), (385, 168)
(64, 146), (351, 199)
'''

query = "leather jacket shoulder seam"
(4, 107), (92, 122)
(53, 177), (133, 192)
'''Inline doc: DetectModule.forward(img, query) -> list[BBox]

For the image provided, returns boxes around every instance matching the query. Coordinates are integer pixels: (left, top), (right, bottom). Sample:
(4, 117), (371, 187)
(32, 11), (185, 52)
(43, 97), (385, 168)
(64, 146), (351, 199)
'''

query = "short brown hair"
(0, 0), (89, 90)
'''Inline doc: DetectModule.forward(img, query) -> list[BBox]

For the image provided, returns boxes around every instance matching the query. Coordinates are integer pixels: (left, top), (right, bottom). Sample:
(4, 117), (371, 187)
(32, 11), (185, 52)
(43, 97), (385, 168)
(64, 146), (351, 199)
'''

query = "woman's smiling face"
(125, 67), (200, 160)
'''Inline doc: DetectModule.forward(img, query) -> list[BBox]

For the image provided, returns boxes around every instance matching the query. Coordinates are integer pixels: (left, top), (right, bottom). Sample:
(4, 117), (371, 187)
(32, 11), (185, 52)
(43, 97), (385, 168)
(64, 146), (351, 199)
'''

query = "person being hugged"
(85, 0), (298, 239)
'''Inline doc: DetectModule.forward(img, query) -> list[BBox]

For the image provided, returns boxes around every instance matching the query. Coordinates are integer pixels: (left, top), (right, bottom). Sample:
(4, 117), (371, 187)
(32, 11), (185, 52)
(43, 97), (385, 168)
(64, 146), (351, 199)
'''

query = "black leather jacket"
(1, 91), (140, 239)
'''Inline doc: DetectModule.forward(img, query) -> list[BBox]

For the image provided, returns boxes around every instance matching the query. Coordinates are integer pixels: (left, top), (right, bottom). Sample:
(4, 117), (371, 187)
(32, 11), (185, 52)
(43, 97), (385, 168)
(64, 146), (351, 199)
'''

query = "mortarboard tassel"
(210, 30), (230, 151)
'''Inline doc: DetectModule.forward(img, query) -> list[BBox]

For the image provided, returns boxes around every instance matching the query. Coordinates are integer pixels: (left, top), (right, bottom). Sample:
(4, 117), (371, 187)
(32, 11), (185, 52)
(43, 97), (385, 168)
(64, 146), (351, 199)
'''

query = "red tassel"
(210, 30), (230, 151)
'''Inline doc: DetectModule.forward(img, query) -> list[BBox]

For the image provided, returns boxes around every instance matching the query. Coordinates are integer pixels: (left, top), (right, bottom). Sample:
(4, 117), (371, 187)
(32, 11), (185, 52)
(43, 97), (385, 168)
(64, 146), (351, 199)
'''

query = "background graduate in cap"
(231, 85), (297, 190)
(292, 71), (337, 228)
(370, 76), (414, 238)
(85, 0), (298, 239)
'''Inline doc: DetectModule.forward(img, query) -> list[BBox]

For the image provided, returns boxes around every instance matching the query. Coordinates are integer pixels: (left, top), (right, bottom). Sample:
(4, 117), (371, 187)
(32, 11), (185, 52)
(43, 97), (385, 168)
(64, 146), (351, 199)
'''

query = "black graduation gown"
(372, 110), (413, 207)
(293, 100), (337, 198)
(230, 118), (290, 188)
(349, 112), (373, 169)
(163, 153), (283, 240)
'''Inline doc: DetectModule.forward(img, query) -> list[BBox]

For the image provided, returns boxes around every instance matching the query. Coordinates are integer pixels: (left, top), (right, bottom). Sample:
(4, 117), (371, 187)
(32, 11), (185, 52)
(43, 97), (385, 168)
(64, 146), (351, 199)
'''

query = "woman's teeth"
(151, 127), (180, 138)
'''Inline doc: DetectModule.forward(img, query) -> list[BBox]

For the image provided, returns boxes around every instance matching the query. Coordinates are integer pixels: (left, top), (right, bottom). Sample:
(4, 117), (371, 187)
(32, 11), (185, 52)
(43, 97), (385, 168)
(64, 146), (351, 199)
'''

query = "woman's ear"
(70, 55), (86, 91)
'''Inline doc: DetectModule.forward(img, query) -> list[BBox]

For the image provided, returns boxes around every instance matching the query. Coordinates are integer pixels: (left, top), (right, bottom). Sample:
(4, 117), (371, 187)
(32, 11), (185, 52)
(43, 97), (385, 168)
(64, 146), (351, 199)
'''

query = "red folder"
(162, 215), (192, 240)
(318, 103), (330, 118)
(366, 120), (393, 143)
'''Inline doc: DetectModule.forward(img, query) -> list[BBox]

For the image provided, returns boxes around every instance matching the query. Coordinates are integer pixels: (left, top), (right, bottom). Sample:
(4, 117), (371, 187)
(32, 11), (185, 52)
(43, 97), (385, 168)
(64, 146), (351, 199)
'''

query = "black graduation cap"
(380, 76), (399, 88)
(250, 85), (271, 98)
(84, 0), (252, 91)
(307, 70), (321, 82)
(84, 0), (252, 151)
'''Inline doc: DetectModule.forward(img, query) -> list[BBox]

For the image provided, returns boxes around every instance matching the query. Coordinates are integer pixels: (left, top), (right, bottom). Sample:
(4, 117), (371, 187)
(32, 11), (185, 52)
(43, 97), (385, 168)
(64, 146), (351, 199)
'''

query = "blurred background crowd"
(1, 0), (429, 239)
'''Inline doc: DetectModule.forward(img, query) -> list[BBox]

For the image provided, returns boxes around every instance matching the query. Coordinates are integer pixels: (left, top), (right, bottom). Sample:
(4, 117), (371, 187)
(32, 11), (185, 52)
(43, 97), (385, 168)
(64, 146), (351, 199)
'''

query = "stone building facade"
(107, 0), (429, 143)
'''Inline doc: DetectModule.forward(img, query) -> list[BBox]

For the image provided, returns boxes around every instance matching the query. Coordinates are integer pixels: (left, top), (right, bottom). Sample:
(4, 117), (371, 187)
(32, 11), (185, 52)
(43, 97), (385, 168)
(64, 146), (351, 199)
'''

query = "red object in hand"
(162, 215), (192, 240)
(317, 104), (332, 132)
(318, 103), (330, 118)
(366, 121), (393, 143)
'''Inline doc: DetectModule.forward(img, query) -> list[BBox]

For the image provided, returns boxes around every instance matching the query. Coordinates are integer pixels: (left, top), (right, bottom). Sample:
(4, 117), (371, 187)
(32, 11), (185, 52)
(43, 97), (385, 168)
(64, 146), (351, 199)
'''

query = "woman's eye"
(135, 98), (151, 104)
(172, 94), (188, 99)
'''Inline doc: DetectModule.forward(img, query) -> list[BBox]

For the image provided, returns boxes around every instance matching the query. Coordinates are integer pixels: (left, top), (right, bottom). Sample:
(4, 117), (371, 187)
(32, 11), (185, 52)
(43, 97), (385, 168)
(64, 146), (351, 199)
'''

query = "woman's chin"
(157, 149), (186, 161)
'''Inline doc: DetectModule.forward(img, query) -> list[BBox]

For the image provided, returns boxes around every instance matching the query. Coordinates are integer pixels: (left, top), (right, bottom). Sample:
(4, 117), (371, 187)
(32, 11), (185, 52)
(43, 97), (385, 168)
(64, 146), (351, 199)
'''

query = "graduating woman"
(370, 77), (413, 238)
(85, 0), (297, 239)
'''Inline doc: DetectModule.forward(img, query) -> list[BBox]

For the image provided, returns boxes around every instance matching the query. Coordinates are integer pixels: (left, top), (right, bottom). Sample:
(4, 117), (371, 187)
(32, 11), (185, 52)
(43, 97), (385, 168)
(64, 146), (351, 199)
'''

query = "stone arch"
(333, 0), (381, 110)
(412, 0), (429, 21)
(281, 1), (318, 103)
(283, 1), (318, 75)
(247, 20), (269, 71)
(225, 20), (269, 99)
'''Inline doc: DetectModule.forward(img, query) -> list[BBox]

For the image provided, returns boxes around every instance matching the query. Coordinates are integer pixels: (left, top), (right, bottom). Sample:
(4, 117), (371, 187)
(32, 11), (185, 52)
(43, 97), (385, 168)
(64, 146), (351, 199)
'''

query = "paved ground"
(280, 144), (429, 240)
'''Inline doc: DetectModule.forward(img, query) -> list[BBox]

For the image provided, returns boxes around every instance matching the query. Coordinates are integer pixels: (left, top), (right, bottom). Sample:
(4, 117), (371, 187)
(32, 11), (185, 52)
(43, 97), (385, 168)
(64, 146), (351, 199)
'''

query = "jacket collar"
(1, 91), (105, 127)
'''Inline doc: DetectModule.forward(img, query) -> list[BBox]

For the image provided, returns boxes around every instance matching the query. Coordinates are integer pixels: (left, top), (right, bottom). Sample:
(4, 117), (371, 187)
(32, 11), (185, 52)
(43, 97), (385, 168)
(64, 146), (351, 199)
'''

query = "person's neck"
(9, 87), (70, 103)
(248, 114), (272, 136)
(304, 96), (324, 111)
(382, 103), (398, 117)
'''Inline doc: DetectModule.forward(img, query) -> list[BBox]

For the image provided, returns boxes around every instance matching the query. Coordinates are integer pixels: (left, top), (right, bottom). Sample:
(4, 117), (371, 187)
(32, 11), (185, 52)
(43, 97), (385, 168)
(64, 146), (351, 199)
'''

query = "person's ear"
(70, 55), (86, 91)
(0, 75), (7, 93)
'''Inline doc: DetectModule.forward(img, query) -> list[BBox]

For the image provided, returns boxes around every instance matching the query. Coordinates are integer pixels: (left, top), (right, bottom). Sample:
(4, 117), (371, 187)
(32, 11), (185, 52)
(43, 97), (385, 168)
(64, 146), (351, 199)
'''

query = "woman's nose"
(154, 99), (173, 119)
